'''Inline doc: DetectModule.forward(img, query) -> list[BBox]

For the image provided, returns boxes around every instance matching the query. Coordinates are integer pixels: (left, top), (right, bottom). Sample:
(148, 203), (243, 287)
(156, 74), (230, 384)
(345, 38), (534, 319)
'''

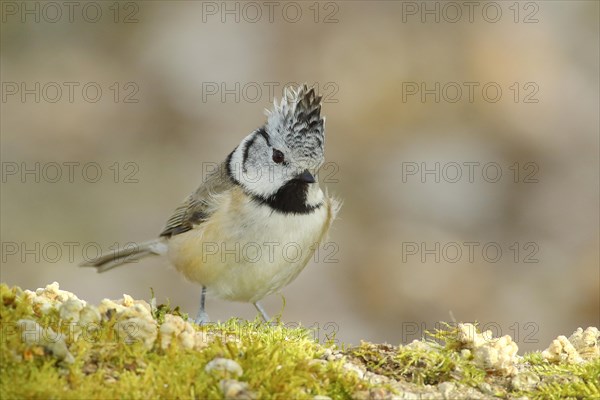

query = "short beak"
(297, 169), (316, 183)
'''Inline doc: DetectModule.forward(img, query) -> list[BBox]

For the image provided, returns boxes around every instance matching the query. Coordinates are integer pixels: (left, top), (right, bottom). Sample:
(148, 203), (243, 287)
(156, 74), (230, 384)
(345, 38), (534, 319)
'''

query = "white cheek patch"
(241, 165), (283, 198)
(229, 141), (286, 198)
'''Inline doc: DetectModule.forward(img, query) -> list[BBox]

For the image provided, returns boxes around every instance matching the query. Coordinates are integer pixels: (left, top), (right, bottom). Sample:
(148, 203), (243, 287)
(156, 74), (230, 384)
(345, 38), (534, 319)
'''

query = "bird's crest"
(265, 84), (325, 160)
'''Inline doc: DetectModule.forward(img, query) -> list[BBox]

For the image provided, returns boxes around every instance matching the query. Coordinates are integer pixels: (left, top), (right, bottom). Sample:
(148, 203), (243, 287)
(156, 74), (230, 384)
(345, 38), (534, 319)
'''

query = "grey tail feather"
(79, 239), (167, 273)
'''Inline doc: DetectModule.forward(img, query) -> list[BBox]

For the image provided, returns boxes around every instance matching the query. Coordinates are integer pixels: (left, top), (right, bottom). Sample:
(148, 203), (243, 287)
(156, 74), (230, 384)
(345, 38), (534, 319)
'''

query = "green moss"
(149, 289), (188, 324)
(517, 352), (600, 399)
(347, 325), (486, 388)
(0, 283), (368, 399)
(2, 283), (599, 399)
(346, 323), (599, 399)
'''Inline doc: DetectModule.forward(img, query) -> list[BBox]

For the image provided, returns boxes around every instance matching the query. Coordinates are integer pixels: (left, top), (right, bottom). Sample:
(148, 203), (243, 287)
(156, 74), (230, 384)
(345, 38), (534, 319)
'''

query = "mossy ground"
(1, 283), (598, 399)
(0, 284), (365, 399)
(519, 353), (600, 399)
(346, 336), (600, 399)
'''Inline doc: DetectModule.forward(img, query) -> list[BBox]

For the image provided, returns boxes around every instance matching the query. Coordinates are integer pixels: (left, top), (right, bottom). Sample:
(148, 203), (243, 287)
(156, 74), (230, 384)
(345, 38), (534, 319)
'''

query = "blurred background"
(1, 1), (598, 352)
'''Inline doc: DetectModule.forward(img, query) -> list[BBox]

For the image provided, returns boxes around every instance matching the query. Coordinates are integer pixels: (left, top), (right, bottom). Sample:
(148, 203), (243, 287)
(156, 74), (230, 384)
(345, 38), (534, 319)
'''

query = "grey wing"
(159, 162), (234, 238)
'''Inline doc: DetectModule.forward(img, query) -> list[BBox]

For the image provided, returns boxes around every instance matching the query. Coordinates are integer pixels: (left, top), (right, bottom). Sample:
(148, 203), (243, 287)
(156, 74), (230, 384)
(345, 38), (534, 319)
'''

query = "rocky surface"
(2, 282), (599, 399)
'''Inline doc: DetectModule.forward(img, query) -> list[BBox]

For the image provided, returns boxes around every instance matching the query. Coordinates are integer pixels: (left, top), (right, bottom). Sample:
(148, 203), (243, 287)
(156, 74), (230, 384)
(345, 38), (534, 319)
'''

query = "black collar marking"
(251, 179), (322, 215)
(226, 150), (321, 215)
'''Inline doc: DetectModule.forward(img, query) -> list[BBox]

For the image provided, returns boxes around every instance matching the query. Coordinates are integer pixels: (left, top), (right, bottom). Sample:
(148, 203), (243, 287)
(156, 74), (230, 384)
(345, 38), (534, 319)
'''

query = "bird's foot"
(194, 311), (211, 326)
(254, 302), (279, 325)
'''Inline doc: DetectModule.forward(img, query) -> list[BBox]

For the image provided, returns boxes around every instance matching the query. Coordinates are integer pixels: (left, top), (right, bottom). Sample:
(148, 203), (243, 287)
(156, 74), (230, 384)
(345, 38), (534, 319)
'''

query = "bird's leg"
(194, 286), (210, 325)
(253, 301), (271, 322)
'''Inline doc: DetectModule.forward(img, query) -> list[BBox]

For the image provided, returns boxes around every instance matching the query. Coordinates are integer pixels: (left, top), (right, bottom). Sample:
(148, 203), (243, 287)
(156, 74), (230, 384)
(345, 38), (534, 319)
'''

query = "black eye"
(272, 149), (284, 164)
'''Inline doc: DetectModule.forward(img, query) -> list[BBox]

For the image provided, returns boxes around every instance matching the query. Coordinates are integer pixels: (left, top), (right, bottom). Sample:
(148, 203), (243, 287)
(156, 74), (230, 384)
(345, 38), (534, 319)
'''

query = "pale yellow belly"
(166, 190), (332, 302)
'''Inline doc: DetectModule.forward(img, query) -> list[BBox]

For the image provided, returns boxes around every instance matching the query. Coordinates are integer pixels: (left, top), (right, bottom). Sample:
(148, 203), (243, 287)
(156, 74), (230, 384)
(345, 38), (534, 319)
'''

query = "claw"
(194, 310), (210, 326)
